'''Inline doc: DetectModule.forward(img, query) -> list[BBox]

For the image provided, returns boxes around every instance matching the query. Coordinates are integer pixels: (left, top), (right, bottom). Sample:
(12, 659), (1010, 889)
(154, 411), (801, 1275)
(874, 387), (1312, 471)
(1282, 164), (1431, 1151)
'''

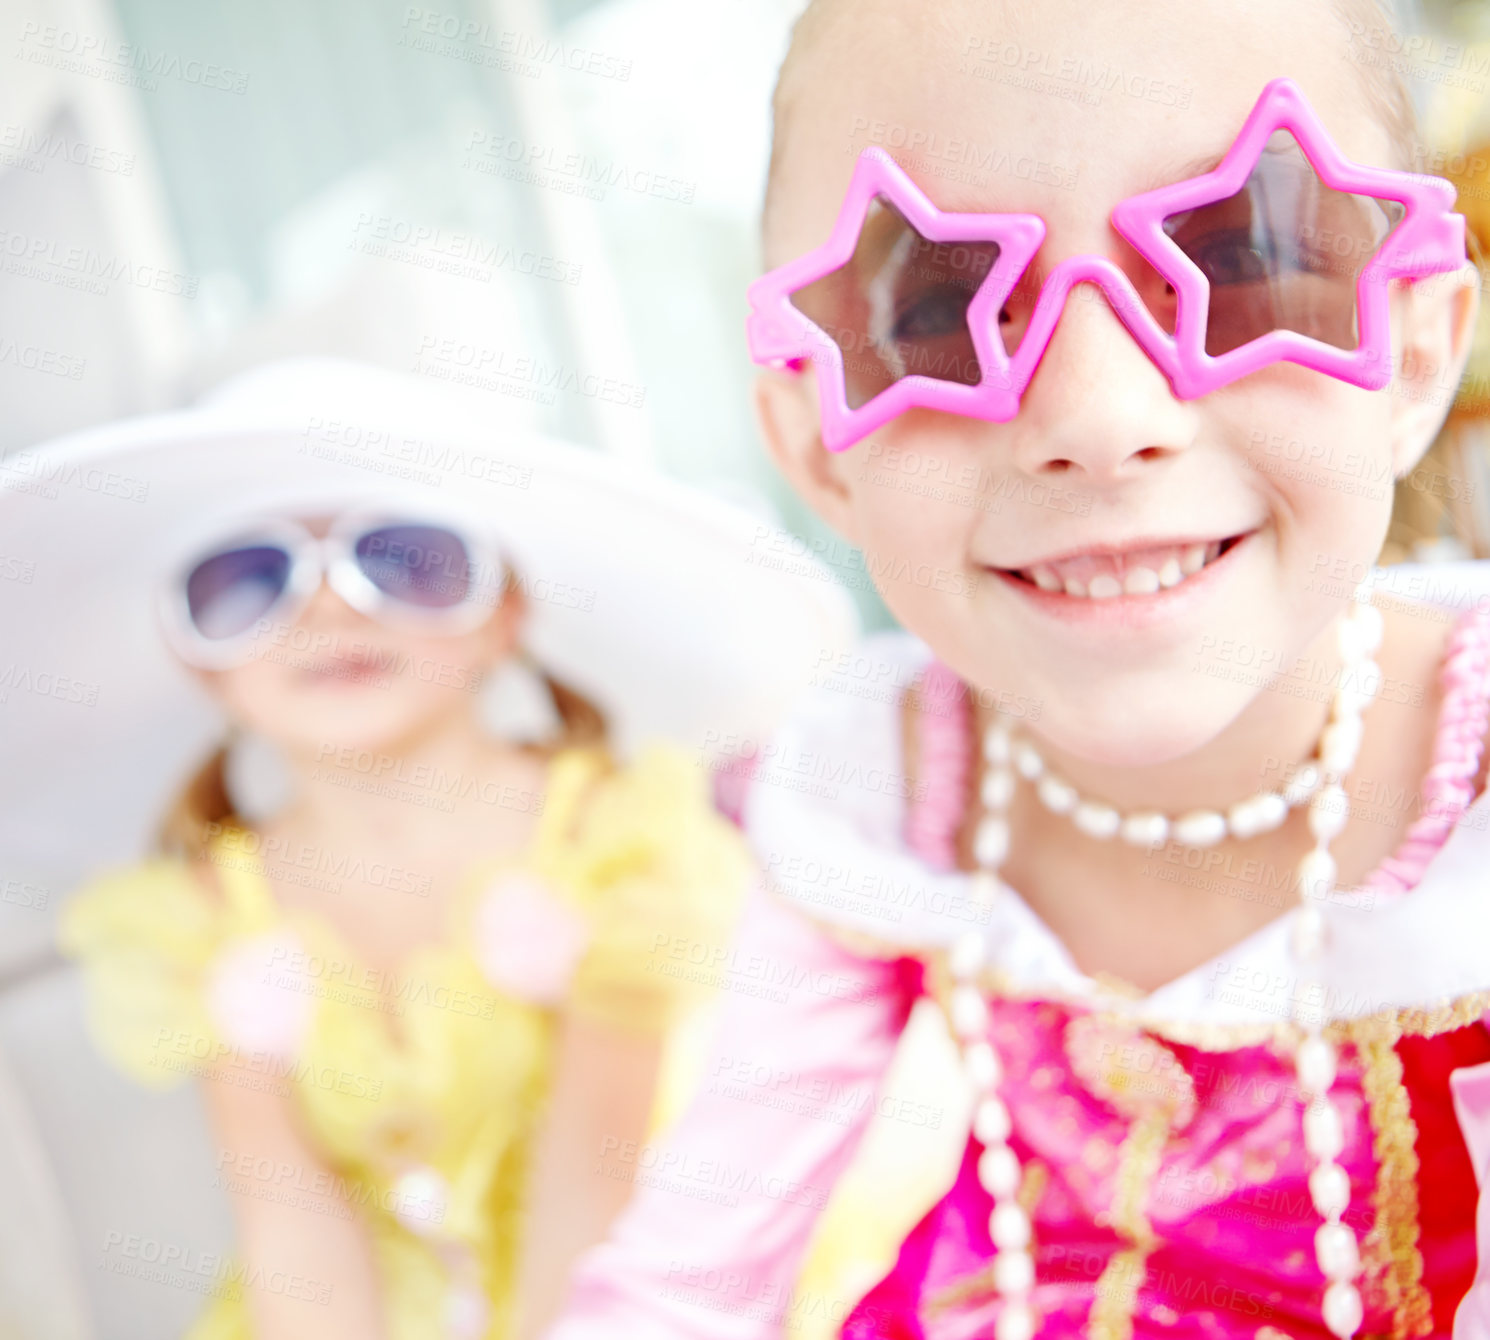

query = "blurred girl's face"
(759, 0), (1474, 767)
(173, 516), (520, 757)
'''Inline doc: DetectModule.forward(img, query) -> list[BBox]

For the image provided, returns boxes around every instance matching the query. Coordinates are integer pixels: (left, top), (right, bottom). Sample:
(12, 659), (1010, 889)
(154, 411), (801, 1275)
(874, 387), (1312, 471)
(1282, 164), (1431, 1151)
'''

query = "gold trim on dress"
(1083, 1047), (1179, 1340)
(1351, 1014), (1432, 1340)
(910, 956), (1474, 1340)
(777, 885), (1490, 1050)
(921, 1158), (1053, 1322)
(931, 945), (1490, 1049)
(1089, 1243), (1156, 1340)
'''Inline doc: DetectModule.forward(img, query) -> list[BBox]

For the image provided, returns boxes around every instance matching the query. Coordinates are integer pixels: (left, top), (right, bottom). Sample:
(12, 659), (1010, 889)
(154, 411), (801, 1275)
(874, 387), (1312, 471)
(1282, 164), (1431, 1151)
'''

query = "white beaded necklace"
(944, 593), (1384, 1340)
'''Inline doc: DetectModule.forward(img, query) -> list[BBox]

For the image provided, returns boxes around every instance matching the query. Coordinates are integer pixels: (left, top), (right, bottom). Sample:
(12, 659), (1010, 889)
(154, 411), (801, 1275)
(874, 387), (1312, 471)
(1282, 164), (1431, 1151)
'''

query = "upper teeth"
(1022, 541), (1223, 600)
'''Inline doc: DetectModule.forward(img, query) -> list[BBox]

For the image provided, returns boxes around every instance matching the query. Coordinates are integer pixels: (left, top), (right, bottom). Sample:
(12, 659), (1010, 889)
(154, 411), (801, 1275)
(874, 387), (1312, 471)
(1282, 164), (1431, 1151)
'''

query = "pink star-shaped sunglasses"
(746, 78), (1468, 453)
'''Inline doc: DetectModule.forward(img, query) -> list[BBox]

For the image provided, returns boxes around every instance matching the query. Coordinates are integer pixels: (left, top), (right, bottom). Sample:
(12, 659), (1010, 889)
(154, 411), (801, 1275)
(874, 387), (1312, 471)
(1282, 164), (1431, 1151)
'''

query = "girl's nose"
(299, 577), (364, 625)
(1002, 278), (1198, 481)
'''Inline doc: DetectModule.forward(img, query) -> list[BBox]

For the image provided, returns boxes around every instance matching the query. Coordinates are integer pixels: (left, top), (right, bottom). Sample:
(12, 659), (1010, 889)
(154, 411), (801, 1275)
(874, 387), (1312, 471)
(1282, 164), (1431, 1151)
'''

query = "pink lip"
(300, 655), (386, 684)
(992, 531), (1249, 571)
(986, 530), (1257, 631)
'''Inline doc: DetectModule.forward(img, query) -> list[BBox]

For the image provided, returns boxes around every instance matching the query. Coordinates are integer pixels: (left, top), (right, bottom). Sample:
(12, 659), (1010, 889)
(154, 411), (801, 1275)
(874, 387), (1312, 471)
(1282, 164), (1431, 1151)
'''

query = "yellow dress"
(59, 743), (750, 1340)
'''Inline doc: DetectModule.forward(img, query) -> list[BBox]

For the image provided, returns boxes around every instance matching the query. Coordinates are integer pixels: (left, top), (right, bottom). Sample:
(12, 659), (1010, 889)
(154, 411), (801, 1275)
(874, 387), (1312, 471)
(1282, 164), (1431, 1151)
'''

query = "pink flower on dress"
(204, 929), (313, 1058)
(392, 1164), (451, 1236)
(444, 1282), (491, 1340)
(473, 873), (590, 1005)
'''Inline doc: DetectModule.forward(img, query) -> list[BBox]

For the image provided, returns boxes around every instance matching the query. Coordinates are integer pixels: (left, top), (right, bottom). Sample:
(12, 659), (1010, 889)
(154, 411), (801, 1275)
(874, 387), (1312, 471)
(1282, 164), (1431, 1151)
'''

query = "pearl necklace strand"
(944, 593), (1384, 1340)
(1003, 727), (1327, 850)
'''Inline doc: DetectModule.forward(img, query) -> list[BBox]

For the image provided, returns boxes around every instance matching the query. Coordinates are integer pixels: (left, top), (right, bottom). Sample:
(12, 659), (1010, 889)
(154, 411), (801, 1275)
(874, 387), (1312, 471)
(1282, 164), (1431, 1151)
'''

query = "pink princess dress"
(549, 566), (1490, 1340)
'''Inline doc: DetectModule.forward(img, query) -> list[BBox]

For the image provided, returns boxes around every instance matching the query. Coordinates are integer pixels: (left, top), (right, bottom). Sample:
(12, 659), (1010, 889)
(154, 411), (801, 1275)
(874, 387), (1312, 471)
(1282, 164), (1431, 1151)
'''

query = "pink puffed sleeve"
(544, 879), (918, 1339)
(1453, 1041), (1490, 1340)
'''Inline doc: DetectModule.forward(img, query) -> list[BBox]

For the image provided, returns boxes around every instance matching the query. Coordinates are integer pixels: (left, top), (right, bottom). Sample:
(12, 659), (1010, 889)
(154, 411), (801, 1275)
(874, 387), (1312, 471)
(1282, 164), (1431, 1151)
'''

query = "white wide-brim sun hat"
(0, 357), (856, 890)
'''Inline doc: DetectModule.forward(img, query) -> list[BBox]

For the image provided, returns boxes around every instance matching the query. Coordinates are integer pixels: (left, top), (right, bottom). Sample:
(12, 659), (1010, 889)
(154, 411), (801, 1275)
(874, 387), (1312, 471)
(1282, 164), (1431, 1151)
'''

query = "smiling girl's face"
(182, 517), (523, 759)
(756, 0), (1477, 769)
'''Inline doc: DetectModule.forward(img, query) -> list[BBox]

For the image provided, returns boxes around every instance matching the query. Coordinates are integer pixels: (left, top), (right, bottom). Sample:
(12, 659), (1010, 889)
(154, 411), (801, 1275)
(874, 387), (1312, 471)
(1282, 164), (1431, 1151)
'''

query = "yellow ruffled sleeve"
(58, 854), (245, 1090)
(535, 743), (751, 1035)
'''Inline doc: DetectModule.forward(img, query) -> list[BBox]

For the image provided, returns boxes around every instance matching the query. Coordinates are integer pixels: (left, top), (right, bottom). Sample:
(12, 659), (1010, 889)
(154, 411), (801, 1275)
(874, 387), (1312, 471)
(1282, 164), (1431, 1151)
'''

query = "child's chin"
(271, 706), (434, 759)
(1017, 684), (1259, 770)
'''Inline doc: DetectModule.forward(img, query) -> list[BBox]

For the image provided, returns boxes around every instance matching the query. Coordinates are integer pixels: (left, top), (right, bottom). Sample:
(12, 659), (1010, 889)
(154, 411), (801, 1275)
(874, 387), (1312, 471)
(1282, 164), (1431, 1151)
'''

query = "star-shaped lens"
(1111, 78), (1465, 397)
(746, 147), (1044, 452)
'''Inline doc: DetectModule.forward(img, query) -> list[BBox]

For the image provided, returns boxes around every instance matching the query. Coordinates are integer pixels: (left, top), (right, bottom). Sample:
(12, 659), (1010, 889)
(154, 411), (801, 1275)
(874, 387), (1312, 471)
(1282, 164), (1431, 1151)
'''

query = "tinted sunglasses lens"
(185, 545), (293, 640)
(790, 197), (1001, 409)
(355, 525), (472, 609)
(1162, 133), (1403, 358)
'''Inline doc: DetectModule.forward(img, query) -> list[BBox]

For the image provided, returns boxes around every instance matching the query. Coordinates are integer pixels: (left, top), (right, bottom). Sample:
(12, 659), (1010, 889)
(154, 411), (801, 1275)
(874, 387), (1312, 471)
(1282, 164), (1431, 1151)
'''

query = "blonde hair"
(1333, 0), (1423, 167)
(764, 0), (1423, 251)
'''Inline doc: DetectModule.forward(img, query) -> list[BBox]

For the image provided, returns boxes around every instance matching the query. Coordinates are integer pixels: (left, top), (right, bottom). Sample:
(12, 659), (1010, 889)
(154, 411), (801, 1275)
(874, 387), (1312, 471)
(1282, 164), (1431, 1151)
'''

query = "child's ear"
(1389, 263), (1481, 476)
(753, 370), (861, 543)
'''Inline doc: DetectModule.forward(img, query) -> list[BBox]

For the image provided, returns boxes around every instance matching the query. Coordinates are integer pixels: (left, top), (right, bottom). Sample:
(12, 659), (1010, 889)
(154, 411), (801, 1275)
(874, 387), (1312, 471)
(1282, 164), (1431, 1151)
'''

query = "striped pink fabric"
(1357, 604), (1490, 897)
(902, 658), (972, 873)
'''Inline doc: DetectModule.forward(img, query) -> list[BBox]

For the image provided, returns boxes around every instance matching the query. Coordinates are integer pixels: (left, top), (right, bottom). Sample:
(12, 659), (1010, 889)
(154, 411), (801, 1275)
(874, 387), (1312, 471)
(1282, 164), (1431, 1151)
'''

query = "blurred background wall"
(0, 0), (806, 482)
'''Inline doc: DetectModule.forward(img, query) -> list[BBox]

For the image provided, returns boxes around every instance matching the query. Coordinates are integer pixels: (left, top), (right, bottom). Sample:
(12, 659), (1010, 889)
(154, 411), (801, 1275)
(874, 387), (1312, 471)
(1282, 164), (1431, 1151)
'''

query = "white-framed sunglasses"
(159, 512), (508, 670)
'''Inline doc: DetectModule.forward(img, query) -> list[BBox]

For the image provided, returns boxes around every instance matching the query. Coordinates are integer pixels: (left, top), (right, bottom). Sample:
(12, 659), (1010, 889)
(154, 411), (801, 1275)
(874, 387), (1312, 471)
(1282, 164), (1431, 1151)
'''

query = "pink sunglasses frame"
(745, 77), (1468, 453)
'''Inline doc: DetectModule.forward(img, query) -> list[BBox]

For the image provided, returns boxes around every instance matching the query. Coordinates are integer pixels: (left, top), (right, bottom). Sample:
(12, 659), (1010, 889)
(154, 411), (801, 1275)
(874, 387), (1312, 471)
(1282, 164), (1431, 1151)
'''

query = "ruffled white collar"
(742, 563), (1490, 1030)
